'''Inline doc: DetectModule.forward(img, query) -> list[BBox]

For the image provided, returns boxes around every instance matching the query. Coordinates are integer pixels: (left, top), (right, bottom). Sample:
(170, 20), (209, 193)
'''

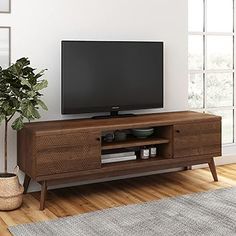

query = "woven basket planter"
(0, 173), (24, 211)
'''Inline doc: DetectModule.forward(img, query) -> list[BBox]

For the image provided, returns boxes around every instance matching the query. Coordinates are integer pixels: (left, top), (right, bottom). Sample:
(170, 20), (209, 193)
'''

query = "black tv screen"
(61, 41), (163, 115)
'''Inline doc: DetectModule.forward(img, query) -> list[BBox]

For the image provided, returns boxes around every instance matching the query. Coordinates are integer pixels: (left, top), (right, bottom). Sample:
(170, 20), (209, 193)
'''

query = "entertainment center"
(18, 111), (221, 210)
(16, 41), (221, 210)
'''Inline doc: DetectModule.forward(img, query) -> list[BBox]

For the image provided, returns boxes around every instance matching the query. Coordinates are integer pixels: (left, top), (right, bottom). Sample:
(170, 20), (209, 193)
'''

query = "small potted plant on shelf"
(0, 58), (48, 211)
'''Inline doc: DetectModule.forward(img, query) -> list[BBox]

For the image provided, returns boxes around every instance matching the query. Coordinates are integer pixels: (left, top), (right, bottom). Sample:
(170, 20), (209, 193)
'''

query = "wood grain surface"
(17, 111), (222, 210)
(1, 164), (236, 236)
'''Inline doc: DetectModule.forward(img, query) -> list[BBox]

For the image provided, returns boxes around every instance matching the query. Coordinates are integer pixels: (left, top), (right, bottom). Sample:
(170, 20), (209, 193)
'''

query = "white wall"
(0, 0), (188, 191)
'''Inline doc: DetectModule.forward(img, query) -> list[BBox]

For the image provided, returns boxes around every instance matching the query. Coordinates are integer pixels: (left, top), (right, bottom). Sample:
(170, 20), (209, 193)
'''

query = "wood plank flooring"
(1, 164), (236, 236)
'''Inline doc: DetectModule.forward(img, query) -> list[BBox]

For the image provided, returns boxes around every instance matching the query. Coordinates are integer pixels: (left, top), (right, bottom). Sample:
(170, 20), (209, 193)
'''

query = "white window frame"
(188, 0), (235, 145)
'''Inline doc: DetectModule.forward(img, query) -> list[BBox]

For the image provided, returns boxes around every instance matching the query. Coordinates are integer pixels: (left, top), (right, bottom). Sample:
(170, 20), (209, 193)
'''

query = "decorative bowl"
(132, 128), (154, 138)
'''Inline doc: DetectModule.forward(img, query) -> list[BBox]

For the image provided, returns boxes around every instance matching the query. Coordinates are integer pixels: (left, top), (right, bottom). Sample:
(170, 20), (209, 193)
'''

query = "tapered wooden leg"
(184, 166), (192, 171)
(23, 174), (31, 194)
(40, 181), (47, 210)
(208, 158), (218, 182)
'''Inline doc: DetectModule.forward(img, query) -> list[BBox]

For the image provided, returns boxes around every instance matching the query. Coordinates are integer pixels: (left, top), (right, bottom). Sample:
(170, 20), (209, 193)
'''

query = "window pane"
(206, 36), (233, 69)
(0, 28), (10, 69)
(207, 110), (234, 144)
(188, 73), (204, 109)
(188, 35), (203, 70)
(206, 73), (233, 108)
(188, 0), (203, 32)
(0, 0), (10, 12)
(207, 0), (233, 32)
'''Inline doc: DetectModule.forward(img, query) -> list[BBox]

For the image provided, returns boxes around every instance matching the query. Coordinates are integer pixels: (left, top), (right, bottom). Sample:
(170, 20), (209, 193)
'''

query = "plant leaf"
(27, 91), (36, 97)
(21, 78), (31, 88)
(35, 69), (47, 79)
(11, 116), (24, 130)
(16, 58), (30, 67)
(37, 99), (48, 111)
(21, 101), (34, 120)
(31, 107), (41, 119)
(0, 58), (48, 126)
(2, 102), (10, 112)
(33, 80), (48, 91)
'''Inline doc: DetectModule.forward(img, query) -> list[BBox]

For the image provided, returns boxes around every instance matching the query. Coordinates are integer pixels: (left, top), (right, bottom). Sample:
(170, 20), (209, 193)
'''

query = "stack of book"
(101, 151), (136, 164)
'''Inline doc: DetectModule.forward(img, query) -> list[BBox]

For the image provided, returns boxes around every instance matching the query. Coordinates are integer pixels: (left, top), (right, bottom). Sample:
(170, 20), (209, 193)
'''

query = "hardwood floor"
(1, 164), (236, 235)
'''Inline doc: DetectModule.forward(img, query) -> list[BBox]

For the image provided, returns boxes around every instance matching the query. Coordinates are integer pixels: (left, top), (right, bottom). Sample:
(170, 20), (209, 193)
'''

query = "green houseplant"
(0, 57), (48, 210)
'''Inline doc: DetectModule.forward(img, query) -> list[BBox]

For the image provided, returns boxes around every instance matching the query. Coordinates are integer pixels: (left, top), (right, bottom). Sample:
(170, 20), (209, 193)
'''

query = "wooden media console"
(17, 111), (222, 210)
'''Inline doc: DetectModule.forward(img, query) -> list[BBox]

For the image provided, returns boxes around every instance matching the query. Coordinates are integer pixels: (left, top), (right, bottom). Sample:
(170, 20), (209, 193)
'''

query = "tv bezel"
(61, 40), (164, 115)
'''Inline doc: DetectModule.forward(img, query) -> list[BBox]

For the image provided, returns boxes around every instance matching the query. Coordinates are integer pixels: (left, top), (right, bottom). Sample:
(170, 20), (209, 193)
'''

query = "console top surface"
(22, 111), (221, 133)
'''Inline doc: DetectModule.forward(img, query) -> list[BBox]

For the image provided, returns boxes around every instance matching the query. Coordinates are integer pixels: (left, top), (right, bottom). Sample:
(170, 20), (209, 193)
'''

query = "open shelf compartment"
(101, 156), (168, 169)
(101, 125), (173, 165)
(102, 137), (169, 150)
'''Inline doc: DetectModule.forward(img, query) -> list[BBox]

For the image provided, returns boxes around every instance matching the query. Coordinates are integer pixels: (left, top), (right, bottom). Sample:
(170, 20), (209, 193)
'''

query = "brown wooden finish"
(17, 129), (35, 177)
(174, 121), (221, 158)
(47, 157), (218, 186)
(36, 131), (101, 176)
(17, 111), (222, 210)
(17, 129), (26, 171)
(102, 137), (169, 150)
(2, 163), (236, 235)
(21, 111), (220, 132)
(184, 166), (192, 171)
(36, 154), (217, 184)
(23, 174), (31, 194)
(208, 158), (218, 182)
(40, 181), (47, 211)
(157, 126), (173, 158)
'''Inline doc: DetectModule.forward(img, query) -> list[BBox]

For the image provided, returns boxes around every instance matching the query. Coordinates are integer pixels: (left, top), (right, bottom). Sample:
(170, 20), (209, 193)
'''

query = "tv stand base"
(92, 111), (136, 119)
(23, 157), (219, 211)
(18, 111), (222, 210)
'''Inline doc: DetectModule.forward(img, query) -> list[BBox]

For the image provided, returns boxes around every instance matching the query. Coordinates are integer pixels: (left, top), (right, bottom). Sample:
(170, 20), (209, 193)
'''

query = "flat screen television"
(61, 41), (164, 116)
